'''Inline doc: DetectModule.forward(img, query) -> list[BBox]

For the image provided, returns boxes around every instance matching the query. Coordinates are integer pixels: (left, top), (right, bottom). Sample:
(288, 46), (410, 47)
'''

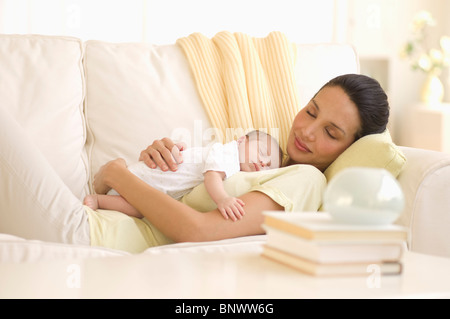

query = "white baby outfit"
(107, 141), (240, 200)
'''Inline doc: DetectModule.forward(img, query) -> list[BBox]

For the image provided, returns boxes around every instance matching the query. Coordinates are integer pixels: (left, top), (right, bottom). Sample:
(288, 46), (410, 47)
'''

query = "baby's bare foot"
(83, 195), (99, 210)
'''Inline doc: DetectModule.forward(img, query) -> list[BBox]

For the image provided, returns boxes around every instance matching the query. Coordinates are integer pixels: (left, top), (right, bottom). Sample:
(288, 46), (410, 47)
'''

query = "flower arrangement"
(401, 11), (450, 76)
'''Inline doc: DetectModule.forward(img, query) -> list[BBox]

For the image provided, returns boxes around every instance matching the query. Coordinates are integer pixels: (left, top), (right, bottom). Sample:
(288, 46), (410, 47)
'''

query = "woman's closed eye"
(306, 102), (341, 140)
(306, 110), (316, 118)
(325, 128), (337, 139)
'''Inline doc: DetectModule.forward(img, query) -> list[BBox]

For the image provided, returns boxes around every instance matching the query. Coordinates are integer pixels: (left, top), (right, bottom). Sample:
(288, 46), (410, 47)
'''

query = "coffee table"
(1, 248), (449, 299)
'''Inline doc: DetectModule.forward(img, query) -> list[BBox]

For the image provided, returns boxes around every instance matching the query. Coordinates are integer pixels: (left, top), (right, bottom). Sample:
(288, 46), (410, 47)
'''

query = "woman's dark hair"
(317, 74), (390, 140)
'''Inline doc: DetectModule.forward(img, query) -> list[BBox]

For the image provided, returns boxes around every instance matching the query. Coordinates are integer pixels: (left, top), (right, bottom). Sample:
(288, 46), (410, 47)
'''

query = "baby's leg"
(84, 194), (143, 218)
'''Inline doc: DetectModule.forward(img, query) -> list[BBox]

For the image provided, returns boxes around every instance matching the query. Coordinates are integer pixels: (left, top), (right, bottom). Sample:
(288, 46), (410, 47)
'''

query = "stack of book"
(261, 212), (408, 277)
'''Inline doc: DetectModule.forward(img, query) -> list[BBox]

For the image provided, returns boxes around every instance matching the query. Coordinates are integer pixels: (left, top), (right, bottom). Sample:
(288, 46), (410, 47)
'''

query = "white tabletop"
(1, 249), (450, 299)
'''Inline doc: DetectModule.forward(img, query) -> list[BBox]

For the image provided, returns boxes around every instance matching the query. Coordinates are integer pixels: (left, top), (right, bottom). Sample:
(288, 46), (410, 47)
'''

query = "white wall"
(145, 0), (336, 44)
(1, 0), (449, 145)
(384, 0), (449, 145)
(0, 0), (336, 44)
(338, 0), (449, 145)
(444, 0), (450, 102)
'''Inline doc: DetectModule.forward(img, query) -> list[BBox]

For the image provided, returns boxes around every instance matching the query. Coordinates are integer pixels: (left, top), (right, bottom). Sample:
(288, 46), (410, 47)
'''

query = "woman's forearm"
(105, 163), (202, 241)
(104, 161), (283, 243)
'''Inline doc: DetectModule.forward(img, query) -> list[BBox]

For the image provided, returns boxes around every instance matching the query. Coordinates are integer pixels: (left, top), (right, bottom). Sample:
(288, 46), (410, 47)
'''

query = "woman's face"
(286, 86), (361, 171)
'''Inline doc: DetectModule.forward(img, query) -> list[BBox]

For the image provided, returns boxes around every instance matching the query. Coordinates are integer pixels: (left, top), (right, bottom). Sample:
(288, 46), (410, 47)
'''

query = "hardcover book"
(263, 212), (408, 242)
(262, 246), (403, 277)
(263, 225), (406, 264)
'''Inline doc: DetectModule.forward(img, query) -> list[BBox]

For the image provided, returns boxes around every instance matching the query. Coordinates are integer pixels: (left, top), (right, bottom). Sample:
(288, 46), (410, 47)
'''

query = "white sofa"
(1, 33), (450, 267)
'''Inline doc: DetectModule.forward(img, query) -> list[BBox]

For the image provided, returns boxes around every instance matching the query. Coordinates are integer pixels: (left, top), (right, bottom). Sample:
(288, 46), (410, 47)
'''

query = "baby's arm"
(203, 171), (245, 221)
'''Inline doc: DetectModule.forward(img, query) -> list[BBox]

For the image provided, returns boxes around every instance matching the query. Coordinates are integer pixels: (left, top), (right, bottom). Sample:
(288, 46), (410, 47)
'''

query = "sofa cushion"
(83, 41), (212, 191)
(324, 130), (407, 181)
(0, 34), (88, 200)
(0, 105), (89, 244)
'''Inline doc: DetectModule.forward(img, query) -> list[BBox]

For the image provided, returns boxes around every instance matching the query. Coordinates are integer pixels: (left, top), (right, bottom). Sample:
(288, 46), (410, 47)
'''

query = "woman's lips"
(294, 137), (311, 153)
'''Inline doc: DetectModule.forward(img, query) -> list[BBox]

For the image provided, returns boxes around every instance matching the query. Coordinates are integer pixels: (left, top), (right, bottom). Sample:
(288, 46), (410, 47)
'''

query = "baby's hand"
(217, 197), (245, 221)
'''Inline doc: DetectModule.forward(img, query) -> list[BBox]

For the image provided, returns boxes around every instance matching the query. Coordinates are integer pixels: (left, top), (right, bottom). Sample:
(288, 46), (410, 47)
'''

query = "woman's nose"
(303, 124), (316, 142)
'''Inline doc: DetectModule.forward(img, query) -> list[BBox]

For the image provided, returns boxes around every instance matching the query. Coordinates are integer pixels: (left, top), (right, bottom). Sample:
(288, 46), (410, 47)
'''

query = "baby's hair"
(245, 130), (283, 168)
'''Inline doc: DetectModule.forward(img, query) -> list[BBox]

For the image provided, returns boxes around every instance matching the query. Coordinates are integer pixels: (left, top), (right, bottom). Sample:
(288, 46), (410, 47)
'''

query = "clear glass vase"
(421, 73), (444, 105)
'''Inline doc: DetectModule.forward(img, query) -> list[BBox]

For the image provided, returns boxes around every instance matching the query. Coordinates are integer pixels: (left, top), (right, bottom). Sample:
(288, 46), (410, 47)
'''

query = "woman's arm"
(94, 159), (283, 243)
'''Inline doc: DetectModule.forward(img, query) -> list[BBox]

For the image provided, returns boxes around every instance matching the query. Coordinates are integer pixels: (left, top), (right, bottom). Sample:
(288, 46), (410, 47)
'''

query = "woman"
(93, 74), (389, 244)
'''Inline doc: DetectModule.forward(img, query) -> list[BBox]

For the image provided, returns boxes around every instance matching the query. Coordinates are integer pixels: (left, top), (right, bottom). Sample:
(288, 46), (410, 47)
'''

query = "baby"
(84, 130), (282, 221)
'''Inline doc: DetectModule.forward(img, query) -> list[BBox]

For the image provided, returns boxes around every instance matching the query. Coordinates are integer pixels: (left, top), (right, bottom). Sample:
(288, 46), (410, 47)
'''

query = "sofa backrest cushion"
(0, 35), (88, 200)
(83, 41), (213, 191)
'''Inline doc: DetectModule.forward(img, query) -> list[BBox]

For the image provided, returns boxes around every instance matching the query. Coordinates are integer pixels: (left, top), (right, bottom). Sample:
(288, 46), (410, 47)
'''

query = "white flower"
(429, 49), (443, 63)
(444, 57), (450, 67)
(441, 36), (450, 54)
(411, 11), (436, 32)
(402, 11), (450, 74)
(418, 54), (432, 72)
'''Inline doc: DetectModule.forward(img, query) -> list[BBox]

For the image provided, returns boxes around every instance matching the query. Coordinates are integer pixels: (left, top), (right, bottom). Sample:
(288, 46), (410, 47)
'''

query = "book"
(263, 212), (409, 242)
(262, 246), (403, 277)
(263, 225), (405, 264)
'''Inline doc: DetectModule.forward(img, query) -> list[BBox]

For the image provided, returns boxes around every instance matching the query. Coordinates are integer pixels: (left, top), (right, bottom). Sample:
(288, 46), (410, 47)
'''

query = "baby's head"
(237, 130), (282, 172)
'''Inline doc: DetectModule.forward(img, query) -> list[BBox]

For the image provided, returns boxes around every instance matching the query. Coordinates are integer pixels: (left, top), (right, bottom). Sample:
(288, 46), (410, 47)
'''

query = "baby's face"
(238, 134), (281, 172)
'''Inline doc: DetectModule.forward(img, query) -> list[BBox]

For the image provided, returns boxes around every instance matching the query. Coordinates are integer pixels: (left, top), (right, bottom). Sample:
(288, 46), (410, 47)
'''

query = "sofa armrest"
(397, 146), (450, 258)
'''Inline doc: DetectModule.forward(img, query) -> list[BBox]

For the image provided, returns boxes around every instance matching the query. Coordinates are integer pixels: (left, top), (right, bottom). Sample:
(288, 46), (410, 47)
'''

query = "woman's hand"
(139, 138), (186, 171)
(93, 158), (127, 194)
